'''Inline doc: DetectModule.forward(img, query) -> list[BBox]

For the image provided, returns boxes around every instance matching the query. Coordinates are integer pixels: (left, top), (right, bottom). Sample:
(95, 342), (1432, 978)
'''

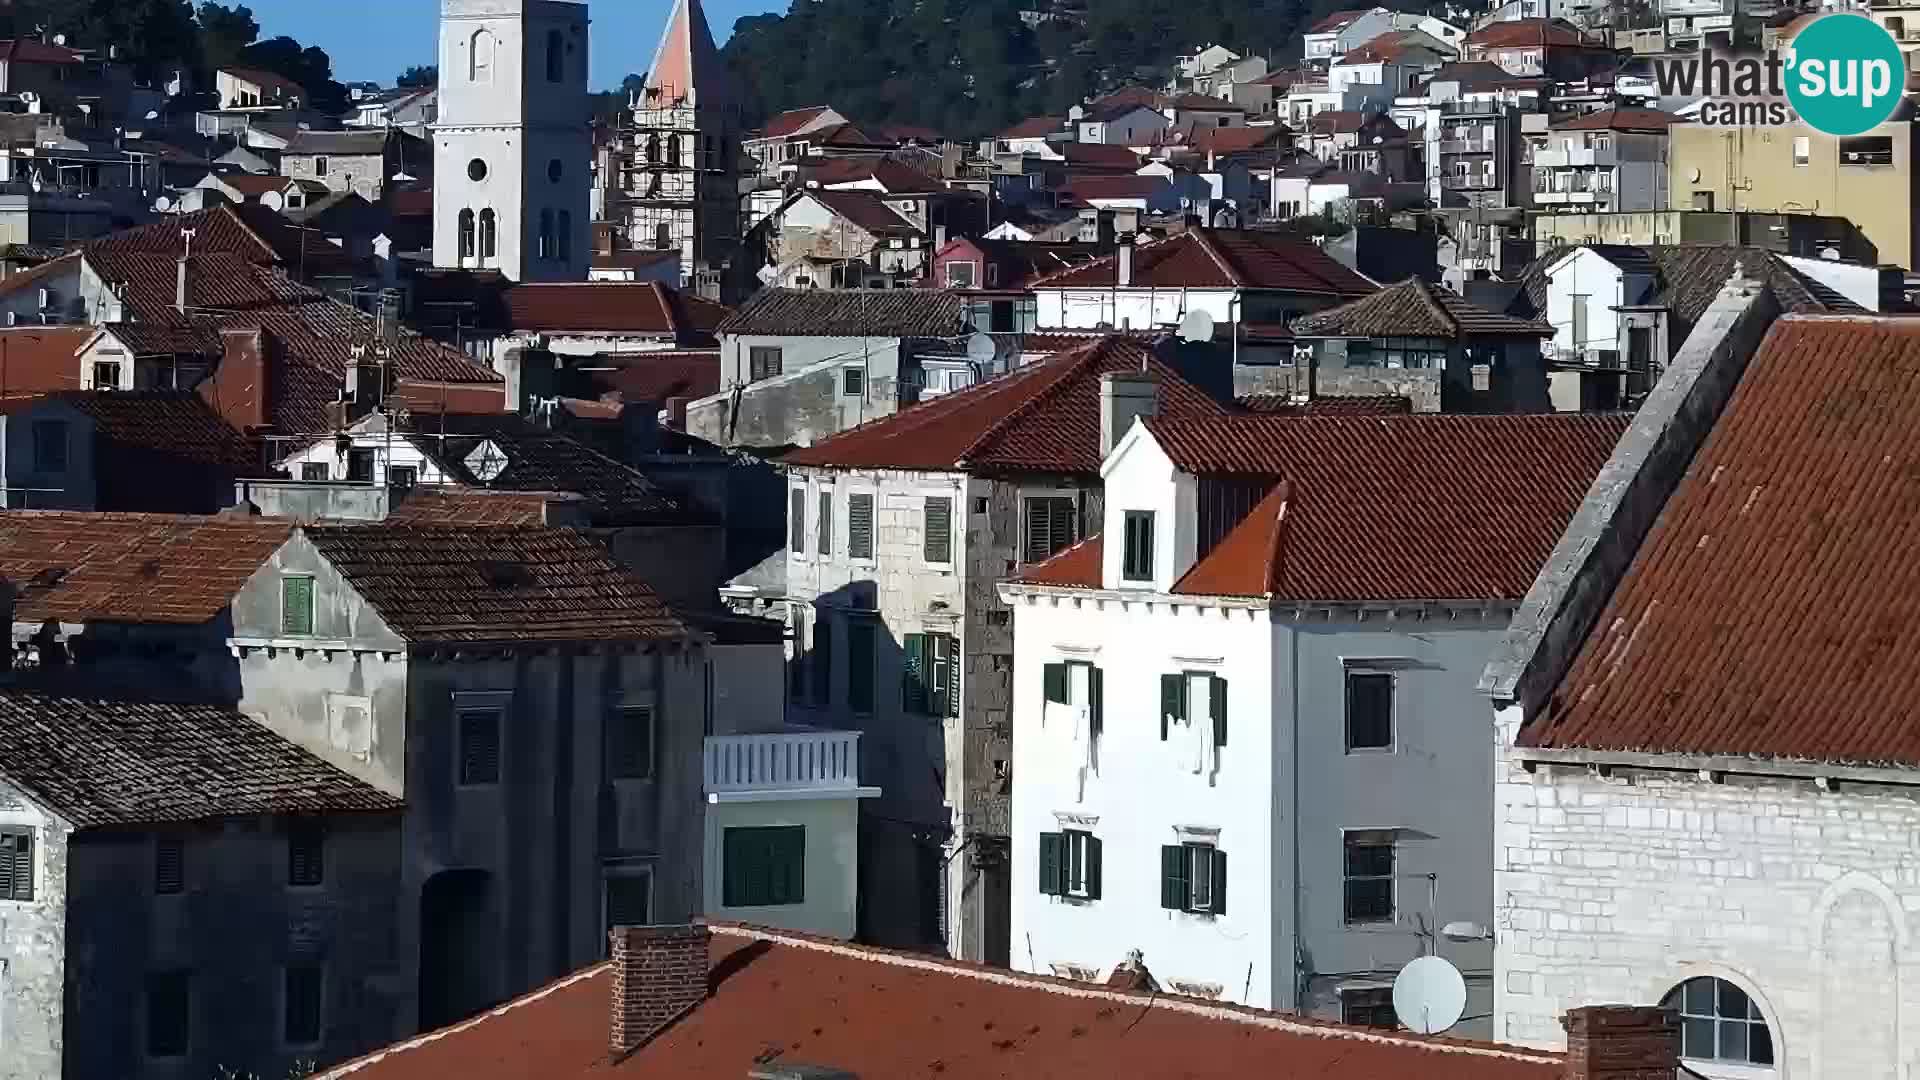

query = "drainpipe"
(1228, 290), (1242, 373)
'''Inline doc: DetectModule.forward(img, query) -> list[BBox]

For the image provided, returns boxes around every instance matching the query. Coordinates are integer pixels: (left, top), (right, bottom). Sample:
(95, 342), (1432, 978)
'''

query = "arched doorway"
(418, 868), (492, 1031)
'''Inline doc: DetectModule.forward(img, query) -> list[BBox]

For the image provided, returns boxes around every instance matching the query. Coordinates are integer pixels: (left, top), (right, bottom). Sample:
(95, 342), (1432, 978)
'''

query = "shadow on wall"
(8, 610), (245, 706)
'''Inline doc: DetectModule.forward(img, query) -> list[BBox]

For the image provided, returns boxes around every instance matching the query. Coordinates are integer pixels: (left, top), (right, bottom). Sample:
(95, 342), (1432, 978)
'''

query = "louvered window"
(281, 576), (315, 636)
(723, 825), (805, 907)
(924, 496), (953, 564)
(817, 491), (833, 555)
(155, 834), (184, 895)
(459, 707), (502, 785)
(607, 705), (654, 780)
(848, 494), (874, 559)
(1023, 496), (1076, 563)
(605, 873), (652, 934)
(0, 829), (31, 900)
(287, 822), (324, 887)
(903, 632), (960, 717)
(790, 488), (805, 551)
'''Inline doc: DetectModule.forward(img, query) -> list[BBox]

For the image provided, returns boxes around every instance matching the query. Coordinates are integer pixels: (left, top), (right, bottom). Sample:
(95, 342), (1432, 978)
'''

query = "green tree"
(241, 35), (346, 113)
(197, 2), (258, 72)
(396, 64), (437, 88)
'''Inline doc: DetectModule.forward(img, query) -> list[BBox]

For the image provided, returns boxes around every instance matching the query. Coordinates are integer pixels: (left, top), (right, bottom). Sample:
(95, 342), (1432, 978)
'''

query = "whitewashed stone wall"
(1495, 702), (1920, 1080)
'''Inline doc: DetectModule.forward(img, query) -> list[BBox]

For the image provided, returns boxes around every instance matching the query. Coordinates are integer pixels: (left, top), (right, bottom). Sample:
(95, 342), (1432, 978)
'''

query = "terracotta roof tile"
(783, 336), (1233, 473)
(312, 924), (1565, 1080)
(303, 524), (688, 643)
(1521, 316), (1920, 766)
(1310, 8), (1380, 32)
(1465, 18), (1595, 47)
(386, 488), (577, 526)
(1029, 228), (1378, 296)
(586, 349), (720, 402)
(0, 327), (92, 395)
(718, 287), (968, 338)
(52, 389), (268, 472)
(1551, 107), (1681, 131)
(1059, 142), (1145, 169)
(796, 188), (922, 238)
(1058, 174), (1168, 201)
(1292, 277), (1554, 338)
(0, 38), (84, 64)
(0, 511), (293, 624)
(1237, 393), (1412, 414)
(1014, 532), (1104, 588)
(1148, 413), (1629, 600)
(1000, 115), (1064, 139)
(0, 689), (402, 828)
(499, 282), (729, 338)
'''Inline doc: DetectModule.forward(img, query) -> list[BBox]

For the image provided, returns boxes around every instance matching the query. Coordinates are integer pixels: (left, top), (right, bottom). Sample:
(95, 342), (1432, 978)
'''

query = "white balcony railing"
(704, 731), (866, 795)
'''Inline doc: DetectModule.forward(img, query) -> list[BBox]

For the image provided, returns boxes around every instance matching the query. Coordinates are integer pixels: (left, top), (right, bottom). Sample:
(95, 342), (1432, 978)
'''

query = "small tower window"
(666, 134), (681, 164)
(467, 158), (488, 182)
(558, 210), (572, 261)
(469, 29), (494, 83)
(548, 158), (563, 183)
(646, 135), (660, 163)
(457, 208), (476, 259)
(546, 29), (564, 83)
(478, 209), (497, 259)
(655, 222), (672, 250)
(538, 209), (554, 260)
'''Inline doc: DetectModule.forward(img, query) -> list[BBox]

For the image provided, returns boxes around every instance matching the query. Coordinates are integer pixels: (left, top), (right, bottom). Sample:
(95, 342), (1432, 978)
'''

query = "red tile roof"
(0, 512), (293, 624)
(311, 924), (1565, 1080)
(1059, 142), (1146, 169)
(1176, 124), (1291, 156)
(797, 188), (922, 237)
(1148, 413), (1629, 600)
(1001, 115), (1064, 139)
(1057, 174), (1168, 202)
(1028, 228), (1378, 296)
(1465, 18), (1595, 48)
(1339, 30), (1448, 63)
(219, 66), (307, 101)
(587, 349), (720, 402)
(0, 327), (92, 395)
(386, 488), (577, 526)
(1292, 277), (1554, 338)
(809, 156), (943, 194)
(1551, 107), (1681, 131)
(783, 335), (1233, 473)
(759, 105), (837, 139)
(1238, 393), (1413, 414)
(1017, 533), (1106, 588)
(498, 282), (729, 338)
(1163, 92), (1245, 112)
(1519, 316), (1920, 767)
(1310, 8), (1380, 32)
(53, 390), (268, 472)
(0, 39), (83, 64)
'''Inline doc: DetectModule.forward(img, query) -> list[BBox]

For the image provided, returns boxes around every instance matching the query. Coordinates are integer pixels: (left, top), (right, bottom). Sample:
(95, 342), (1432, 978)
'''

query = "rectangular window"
(146, 971), (190, 1058)
(817, 491), (832, 556)
(1343, 832), (1396, 924)
(1840, 135), (1894, 166)
(722, 825), (805, 907)
(604, 872), (652, 936)
(903, 632), (960, 717)
(848, 493), (874, 559)
(92, 360), (122, 388)
(388, 465), (417, 491)
(1158, 671), (1226, 745)
(607, 705), (654, 780)
(1792, 135), (1811, 166)
(1341, 987), (1399, 1029)
(314, 155), (329, 176)
(287, 822), (324, 887)
(1122, 510), (1155, 582)
(749, 346), (784, 381)
(923, 496), (953, 564)
(1037, 829), (1102, 899)
(1023, 495), (1077, 563)
(300, 462), (330, 481)
(1345, 671), (1394, 751)
(843, 367), (865, 396)
(280, 576), (314, 637)
(283, 964), (322, 1046)
(31, 419), (66, 472)
(945, 260), (977, 288)
(812, 618), (833, 707)
(789, 488), (805, 551)
(0, 829), (30, 901)
(154, 834), (184, 895)
(1160, 841), (1226, 915)
(458, 707), (502, 785)
(346, 448), (376, 483)
(847, 620), (876, 714)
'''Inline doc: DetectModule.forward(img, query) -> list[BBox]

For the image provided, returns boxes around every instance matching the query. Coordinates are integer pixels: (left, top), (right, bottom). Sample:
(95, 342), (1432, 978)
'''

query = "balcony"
(1443, 174), (1501, 190)
(1440, 137), (1496, 154)
(703, 730), (880, 803)
(1532, 145), (1614, 168)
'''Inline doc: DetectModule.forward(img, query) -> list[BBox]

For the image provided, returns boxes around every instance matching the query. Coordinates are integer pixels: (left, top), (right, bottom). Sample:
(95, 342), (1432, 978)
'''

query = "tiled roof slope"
(386, 488), (577, 526)
(1028, 228), (1377, 295)
(399, 413), (699, 526)
(717, 287), (969, 338)
(802, 189), (922, 238)
(782, 336), (1234, 473)
(499, 282), (729, 338)
(587, 349), (720, 402)
(54, 390), (267, 471)
(1552, 107), (1680, 131)
(1238, 393), (1413, 414)
(1148, 413), (1630, 601)
(311, 924), (1564, 1080)
(1508, 244), (1865, 328)
(303, 524), (688, 643)
(1292, 277), (1554, 339)
(0, 689), (402, 828)
(0, 327), (93, 394)
(1520, 316), (1920, 767)
(0, 512), (293, 624)
(1465, 17), (1592, 47)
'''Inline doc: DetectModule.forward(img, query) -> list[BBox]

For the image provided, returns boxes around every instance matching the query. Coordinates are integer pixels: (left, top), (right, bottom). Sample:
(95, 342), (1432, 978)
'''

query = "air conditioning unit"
(37, 287), (54, 310)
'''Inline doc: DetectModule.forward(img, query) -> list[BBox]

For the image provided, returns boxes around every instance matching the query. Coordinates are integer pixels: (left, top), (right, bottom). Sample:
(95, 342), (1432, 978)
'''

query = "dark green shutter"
(849, 494), (874, 558)
(1088, 666), (1104, 737)
(1160, 844), (1187, 910)
(1160, 674), (1184, 740)
(924, 496), (952, 563)
(1210, 848), (1227, 915)
(281, 576), (313, 636)
(817, 491), (832, 555)
(1211, 675), (1228, 747)
(780, 826), (806, 904)
(944, 636), (961, 718)
(1044, 663), (1068, 704)
(1038, 832), (1064, 896)
(1084, 835), (1102, 900)
(902, 633), (927, 712)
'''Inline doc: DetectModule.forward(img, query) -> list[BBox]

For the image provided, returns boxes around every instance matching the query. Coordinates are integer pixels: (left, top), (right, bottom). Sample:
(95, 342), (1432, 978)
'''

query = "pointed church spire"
(643, 0), (735, 109)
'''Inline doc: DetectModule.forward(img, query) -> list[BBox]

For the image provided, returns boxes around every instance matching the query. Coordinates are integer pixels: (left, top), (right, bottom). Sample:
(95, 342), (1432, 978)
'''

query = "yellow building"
(1666, 120), (1917, 269)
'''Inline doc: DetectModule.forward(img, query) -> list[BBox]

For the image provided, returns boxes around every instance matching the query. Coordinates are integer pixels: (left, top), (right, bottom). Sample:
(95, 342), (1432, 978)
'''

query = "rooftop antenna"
(1392, 955), (1468, 1035)
(180, 227), (196, 260)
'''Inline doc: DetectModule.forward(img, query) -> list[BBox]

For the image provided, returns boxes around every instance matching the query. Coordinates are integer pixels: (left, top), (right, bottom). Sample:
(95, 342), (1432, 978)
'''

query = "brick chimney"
(608, 923), (710, 1060)
(1100, 368), (1159, 458)
(203, 328), (274, 431)
(1561, 1005), (1679, 1080)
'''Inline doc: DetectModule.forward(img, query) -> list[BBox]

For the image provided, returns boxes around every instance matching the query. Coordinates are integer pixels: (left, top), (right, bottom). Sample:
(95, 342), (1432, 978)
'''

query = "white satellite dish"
(1177, 308), (1215, 343)
(1392, 955), (1467, 1035)
(153, 194), (173, 213)
(965, 332), (997, 365)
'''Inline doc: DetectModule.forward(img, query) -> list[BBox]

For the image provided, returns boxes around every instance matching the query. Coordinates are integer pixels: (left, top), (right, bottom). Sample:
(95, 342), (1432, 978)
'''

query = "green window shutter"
(1211, 675), (1228, 747)
(281, 576), (313, 636)
(1038, 832), (1064, 896)
(849, 494), (874, 558)
(944, 635), (961, 719)
(1084, 835), (1103, 900)
(1043, 663), (1068, 704)
(779, 825), (806, 904)
(1210, 849), (1228, 915)
(1160, 674), (1184, 740)
(1088, 666), (1104, 737)
(923, 496), (952, 563)
(722, 827), (750, 907)
(902, 633), (927, 713)
(1160, 844), (1187, 910)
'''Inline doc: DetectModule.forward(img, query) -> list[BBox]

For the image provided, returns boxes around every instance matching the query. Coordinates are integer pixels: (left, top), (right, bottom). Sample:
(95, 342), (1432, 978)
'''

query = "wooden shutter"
(1038, 832), (1064, 895)
(1210, 848), (1228, 915)
(924, 496), (952, 563)
(849, 494), (874, 558)
(1160, 844), (1187, 910)
(155, 834), (184, 895)
(943, 635), (961, 719)
(1023, 496), (1076, 563)
(606, 874), (651, 927)
(1088, 666), (1104, 736)
(779, 825), (806, 904)
(288, 824), (323, 887)
(1211, 675), (1228, 747)
(817, 491), (832, 555)
(1160, 674), (1185, 740)
(1023, 498), (1050, 563)
(459, 708), (501, 784)
(902, 633), (927, 713)
(281, 576), (313, 635)
(1043, 662), (1069, 704)
(1084, 835), (1103, 900)
(722, 827), (750, 907)
(789, 489), (804, 550)
(0, 831), (30, 901)
(610, 706), (654, 779)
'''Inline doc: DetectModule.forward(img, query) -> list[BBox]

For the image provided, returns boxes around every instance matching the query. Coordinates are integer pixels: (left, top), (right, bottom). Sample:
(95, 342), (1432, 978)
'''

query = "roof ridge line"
(1190, 228), (1245, 285)
(1414, 277), (1462, 336)
(957, 337), (1116, 464)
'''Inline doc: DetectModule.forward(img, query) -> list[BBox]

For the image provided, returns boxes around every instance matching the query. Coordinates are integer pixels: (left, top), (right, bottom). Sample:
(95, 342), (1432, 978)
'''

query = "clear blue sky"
(240, 0), (780, 90)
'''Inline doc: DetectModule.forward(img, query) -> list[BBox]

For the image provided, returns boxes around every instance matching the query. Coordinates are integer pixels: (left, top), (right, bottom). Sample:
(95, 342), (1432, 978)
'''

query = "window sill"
(1343, 745), (1397, 755)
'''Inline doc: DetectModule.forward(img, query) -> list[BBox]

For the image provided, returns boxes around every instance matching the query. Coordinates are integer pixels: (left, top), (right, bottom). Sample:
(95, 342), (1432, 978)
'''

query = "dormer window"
(1122, 510), (1155, 582)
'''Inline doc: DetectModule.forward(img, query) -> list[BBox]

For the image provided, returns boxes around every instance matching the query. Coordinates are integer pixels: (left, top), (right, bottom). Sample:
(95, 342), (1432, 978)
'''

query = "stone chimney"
(608, 923), (710, 1060)
(663, 395), (691, 431)
(203, 328), (273, 431)
(1100, 368), (1159, 458)
(1116, 233), (1135, 288)
(1561, 1005), (1679, 1080)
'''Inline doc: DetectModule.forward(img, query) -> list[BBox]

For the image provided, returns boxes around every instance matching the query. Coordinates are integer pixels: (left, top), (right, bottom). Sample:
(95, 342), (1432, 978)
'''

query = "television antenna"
(1392, 955), (1467, 1035)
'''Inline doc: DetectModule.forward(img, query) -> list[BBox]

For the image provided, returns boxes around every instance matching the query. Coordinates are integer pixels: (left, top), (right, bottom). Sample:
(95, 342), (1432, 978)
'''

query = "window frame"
(145, 969), (191, 1059)
(1038, 828), (1102, 900)
(843, 367), (865, 397)
(606, 703), (656, 781)
(847, 491), (876, 561)
(721, 824), (806, 907)
(817, 489), (833, 556)
(1022, 493), (1078, 564)
(286, 820), (325, 889)
(1122, 509), (1155, 582)
(1662, 976), (1775, 1066)
(602, 865), (654, 953)
(154, 832), (185, 895)
(0, 827), (32, 901)
(31, 418), (66, 473)
(923, 495), (953, 565)
(944, 260), (978, 288)
(1342, 830), (1396, 925)
(280, 575), (315, 637)
(1159, 839), (1225, 915)
(749, 345), (784, 382)
(300, 462), (330, 482)
(1344, 669), (1395, 752)
(92, 359), (122, 389)
(789, 487), (806, 552)
(456, 703), (504, 787)
(281, 962), (324, 1048)
(1340, 986), (1399, 1029)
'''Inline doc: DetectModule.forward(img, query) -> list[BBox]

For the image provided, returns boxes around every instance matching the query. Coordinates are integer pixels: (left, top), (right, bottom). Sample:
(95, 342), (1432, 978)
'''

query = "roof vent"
(477, 561), (534, 589)
(749, 1065), (859, 1080)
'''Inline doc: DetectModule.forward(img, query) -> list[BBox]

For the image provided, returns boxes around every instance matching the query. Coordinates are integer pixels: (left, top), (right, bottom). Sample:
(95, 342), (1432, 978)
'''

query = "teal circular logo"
(1787, 13), (1907, 136)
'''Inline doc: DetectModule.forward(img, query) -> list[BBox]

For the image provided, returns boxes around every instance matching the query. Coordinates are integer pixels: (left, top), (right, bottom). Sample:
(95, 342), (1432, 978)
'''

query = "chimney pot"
(1100, 368), (1159, 459)
(1560, 1005), (1679, 1080)
(1116, 234), (1136, 287)
(609, 923), (710, 1060)
(175, 254), (189, 314)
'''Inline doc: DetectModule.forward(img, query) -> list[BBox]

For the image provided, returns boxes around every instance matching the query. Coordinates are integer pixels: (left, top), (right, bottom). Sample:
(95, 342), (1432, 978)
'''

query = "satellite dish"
(1177, 308), (1215, 343)
(1392, 956), (1467, 1035)
(1688, 167), (1702, 183)
(966, 332), (997, 365)
(154, 194), (173, 213)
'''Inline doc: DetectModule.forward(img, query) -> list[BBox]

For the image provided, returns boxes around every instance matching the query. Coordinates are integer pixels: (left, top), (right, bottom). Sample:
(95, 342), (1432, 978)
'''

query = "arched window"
(545, 29), (564, 83)
(666, 134), (681, 165)
(557, 210), (572, 261)
(1661, 978), (1774, 1067)
(645, 135), (660, 163)
(457, 208), (476, 259)
(538, 209), (554, 260)
(655, 222), (672, 251)
(469, 29), (494, 83)
(478, 209), (497, 259)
